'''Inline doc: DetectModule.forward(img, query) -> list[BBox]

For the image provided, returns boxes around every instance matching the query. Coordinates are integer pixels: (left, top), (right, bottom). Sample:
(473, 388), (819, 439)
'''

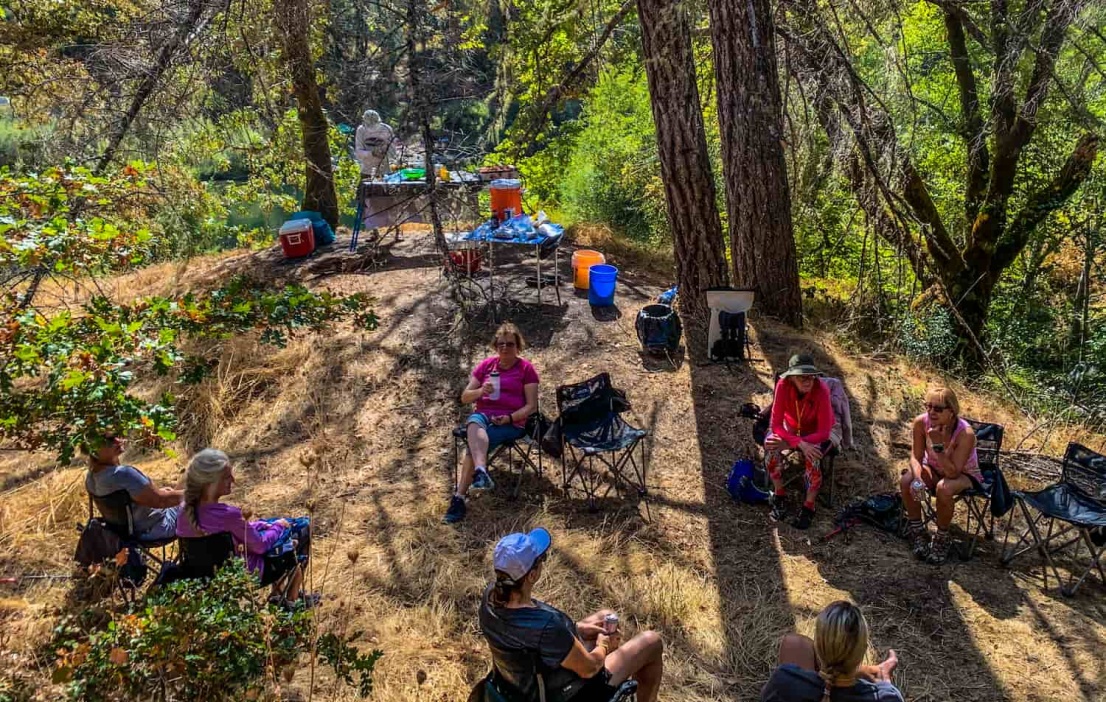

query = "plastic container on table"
(489, 179), (523, 221)
(571, 250), (606, 290)
(588, 264), (618, 306)
(278, 218), (316, 259)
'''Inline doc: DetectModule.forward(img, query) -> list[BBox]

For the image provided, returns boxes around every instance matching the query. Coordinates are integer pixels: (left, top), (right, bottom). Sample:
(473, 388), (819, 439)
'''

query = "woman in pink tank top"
(900, 387), (979, 564)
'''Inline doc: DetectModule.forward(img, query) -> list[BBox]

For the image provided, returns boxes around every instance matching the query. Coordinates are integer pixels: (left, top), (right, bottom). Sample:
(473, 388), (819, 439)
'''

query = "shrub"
(52, 560), (336, 702)
(898, 304), (959, 366)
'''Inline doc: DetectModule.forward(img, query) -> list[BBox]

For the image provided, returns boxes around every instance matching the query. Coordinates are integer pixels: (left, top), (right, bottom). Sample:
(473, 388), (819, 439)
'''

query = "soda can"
(603, 613), (619, 635)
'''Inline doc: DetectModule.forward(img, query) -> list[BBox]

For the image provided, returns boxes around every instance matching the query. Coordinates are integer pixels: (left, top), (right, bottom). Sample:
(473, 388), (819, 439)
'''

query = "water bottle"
(911, 478), (927, 502)
(603, 613), (619, 634)
(488, 369), (501, 401)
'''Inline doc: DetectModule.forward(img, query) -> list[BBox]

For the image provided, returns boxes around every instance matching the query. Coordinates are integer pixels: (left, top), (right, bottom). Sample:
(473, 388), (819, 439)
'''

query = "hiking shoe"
(791, 506), (815, 530)
(907, 522), (930, 560)
(471, 469), (495, 491)
(769, 494), (789, 522)
(443, 495), (467, 524)
(926, 531), (952, 564)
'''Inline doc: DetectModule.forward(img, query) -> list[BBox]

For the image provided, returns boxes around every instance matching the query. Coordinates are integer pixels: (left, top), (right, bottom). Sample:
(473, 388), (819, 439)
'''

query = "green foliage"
(0, 164), (156, 278)
(898, 305), (959, 367)
(0, 276), (377, 461)
(51, 559), (314, 702)
(557, 67), (667, 242)
(317, 632), (384, 698)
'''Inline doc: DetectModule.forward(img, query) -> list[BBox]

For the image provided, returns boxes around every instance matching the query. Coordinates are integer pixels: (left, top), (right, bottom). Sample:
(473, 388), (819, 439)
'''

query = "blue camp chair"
(556, 373), (648, 510)
(1001, 442), (1106, 596)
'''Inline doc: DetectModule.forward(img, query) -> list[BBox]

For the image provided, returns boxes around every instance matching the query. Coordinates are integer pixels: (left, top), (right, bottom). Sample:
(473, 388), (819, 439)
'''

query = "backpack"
(727, 459), (771, 504)
(74, 519), (123, 567)
(710, 310), (747, 361)
(833, 493), (903, 536)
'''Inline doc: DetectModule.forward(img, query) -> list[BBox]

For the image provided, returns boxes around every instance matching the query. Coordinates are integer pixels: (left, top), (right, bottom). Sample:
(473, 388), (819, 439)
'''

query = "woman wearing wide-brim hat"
(763, 354), (841, 529)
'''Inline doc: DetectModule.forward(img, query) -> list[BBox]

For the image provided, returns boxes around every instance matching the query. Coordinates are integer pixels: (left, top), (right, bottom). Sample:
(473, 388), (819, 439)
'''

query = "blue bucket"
(588, 264), (618, 306)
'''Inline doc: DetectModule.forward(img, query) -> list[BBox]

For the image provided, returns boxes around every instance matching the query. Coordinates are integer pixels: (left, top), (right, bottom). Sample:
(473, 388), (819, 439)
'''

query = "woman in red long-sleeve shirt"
(764, 354), (840, 530)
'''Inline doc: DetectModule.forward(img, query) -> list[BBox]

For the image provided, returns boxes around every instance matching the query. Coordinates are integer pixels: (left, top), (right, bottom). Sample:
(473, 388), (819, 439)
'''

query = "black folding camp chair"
(452, 415), (545, 499)
(156, 531), (237, 586)
(556, 373), (648, 510)
(88, 490), (176, 567)
(1001, 442), (1106, 596)
(469, 646), (639, 702)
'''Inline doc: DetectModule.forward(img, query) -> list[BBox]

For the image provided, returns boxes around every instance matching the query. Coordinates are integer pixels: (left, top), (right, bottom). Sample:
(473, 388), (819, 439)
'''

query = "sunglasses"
(496, 341), (517, 348)
(924, 403), (948, 412)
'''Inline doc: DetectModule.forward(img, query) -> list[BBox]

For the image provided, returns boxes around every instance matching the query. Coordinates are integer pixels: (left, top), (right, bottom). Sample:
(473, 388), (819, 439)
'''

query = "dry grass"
(2, 233), (1106, 701)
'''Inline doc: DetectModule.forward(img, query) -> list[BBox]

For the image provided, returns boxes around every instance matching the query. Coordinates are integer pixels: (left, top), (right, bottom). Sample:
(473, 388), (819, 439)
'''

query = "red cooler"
(279, 218), (315, 258)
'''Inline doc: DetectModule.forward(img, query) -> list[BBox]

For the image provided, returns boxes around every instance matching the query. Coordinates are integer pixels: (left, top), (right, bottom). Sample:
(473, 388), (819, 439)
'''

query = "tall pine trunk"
(275, 0), (340, 230)
(637, 0), (729, 324)
(709, 0), (802, 325)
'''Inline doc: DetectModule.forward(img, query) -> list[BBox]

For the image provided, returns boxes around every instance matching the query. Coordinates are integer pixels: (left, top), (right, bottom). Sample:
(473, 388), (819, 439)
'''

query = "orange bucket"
(572, 250), (606, 290)
(489, 179), (523, 221)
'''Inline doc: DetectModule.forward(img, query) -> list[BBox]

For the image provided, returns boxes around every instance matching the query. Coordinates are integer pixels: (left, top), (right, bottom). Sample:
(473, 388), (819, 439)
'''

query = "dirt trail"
(1, 233), (1104, 701)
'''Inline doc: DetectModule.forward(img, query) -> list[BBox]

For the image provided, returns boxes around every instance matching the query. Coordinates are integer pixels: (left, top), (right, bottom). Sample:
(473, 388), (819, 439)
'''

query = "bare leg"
(270, 565), (304, 602)
(934, 475), (972, 529)
(605, 631), (663, 702)
(458, 422), (491, 496)
(899, 469), (922, 521)
(777, 633), (818, 671)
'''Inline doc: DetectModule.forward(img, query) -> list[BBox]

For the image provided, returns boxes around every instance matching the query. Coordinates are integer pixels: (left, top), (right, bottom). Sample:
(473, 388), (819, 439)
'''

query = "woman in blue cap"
(478, 528), (664, 702)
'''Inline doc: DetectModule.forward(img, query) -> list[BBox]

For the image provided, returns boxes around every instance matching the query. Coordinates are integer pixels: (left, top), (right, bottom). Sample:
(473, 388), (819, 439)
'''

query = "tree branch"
(943, 9), (989, 223)
(1011, 0), (1082, 147)
(994, 132), (1100, 271)
(925, 0), (989, 47)
(522, 0), (635, 141)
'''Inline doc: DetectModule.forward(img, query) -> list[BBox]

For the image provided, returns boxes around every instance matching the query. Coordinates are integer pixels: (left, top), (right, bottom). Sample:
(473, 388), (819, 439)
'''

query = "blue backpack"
(727, 459), (770, 504)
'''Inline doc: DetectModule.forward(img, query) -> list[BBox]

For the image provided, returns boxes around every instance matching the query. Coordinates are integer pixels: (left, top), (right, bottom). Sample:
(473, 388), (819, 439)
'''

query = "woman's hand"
(764, 436), (786, 451)
(798, 441), (823, 464)
(274, 518), (291, 530)
(859, 650), (898, 683)
(491, 415), (512, 426)
(926, 425), (946, 446)
(482, 381), (495, 396)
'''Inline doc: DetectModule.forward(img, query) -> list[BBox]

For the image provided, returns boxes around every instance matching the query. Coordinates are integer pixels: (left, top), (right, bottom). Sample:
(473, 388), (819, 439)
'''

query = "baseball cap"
(493, 527), (552, 582)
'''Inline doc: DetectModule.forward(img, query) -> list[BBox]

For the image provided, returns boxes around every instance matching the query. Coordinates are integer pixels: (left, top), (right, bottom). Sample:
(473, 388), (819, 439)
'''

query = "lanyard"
(794, 396), (805, 434)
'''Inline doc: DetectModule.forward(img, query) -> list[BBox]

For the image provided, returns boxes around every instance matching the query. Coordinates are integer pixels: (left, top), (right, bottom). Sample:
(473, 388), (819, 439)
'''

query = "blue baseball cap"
(493, 528), (552, 582)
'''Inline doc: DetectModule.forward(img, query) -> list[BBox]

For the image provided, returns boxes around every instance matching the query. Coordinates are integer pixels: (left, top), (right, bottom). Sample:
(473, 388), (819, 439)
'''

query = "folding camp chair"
(1001, 442), (1106, 596)
(157, 532), (237, 585)
(469, 647), (639, 702)
(452, 415), (545, 499)
(88, 490), (176, 567)
(556, 373), (648, 510)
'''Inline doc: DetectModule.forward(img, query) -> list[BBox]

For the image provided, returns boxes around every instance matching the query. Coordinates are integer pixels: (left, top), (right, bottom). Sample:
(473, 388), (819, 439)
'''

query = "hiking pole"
(822, 517), (860, 543)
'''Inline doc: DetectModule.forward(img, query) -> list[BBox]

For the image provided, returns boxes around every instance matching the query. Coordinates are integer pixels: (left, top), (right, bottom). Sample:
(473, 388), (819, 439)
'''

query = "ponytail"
(183, 448), (230, 534)
(814, 601), (868, 700)
(489, 571), (521, 608)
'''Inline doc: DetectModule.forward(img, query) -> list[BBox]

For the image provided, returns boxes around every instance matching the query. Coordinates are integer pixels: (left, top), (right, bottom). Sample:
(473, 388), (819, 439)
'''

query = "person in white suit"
(355, 109), (396, 179)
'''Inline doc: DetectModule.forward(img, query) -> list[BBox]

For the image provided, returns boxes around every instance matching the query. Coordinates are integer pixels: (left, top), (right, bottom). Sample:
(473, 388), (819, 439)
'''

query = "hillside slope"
(1, 234), (1104, 701)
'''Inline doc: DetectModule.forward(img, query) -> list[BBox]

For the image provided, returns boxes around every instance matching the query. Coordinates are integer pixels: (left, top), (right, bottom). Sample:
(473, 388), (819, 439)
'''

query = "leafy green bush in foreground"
(52, 560), (382, 701)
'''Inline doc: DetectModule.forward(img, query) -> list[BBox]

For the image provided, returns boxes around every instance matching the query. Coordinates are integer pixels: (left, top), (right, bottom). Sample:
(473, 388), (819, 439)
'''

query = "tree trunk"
(637, 0), (729, 324)
(708, 0), (802, 325)
(275, 0), (340, 230)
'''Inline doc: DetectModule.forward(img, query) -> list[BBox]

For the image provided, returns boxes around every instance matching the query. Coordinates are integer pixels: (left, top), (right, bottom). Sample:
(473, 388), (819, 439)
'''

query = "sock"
(908, 519), (923, 527)
(475, 465), (487, 475)
(803, 500), (815, 511)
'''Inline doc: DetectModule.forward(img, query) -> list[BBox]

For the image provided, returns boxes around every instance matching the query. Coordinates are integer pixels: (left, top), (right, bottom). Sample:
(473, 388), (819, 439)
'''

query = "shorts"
(466, 413), (526, 450)
(571, 669), (619, 702)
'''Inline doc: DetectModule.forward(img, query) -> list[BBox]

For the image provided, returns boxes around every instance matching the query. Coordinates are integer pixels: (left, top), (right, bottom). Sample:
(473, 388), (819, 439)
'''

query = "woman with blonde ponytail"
(175, 449), (318, 608)
(761, 601), (902, 702)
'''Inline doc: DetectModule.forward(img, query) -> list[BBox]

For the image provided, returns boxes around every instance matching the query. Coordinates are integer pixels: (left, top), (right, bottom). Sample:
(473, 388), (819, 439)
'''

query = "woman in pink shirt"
(445, 322), (539, 524)
(176, 449), (317, 608)
(900, 387), (980, 564)
(764, 354), (839, 530)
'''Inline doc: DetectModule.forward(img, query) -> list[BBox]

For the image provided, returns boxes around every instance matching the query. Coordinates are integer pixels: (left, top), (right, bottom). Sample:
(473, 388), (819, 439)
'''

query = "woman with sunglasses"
(445, 322), (539, 524)
(479, 528), (664, 702)
(900, 387), (981, 563)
